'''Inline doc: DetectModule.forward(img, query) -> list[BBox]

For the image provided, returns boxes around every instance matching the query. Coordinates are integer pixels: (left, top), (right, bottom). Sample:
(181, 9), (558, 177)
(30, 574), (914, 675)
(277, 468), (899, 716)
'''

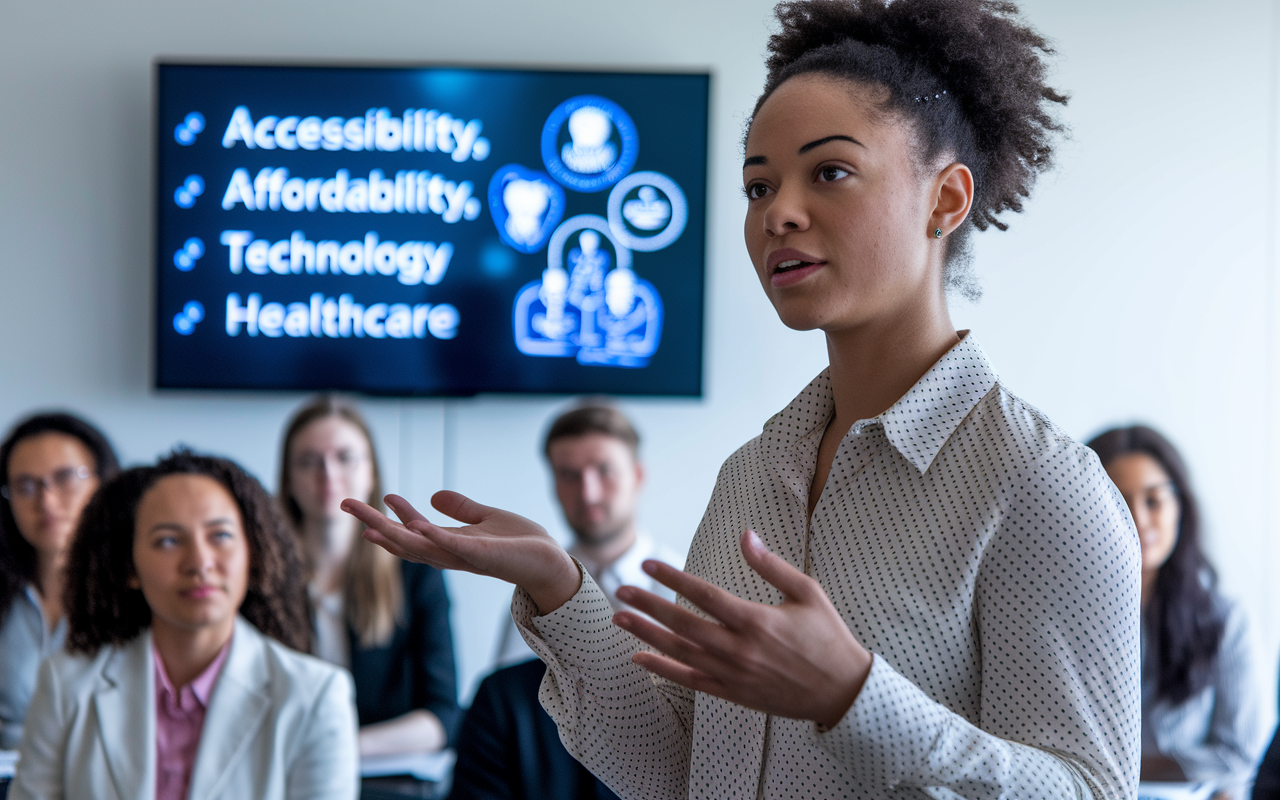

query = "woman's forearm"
(358, 709), (445, 757)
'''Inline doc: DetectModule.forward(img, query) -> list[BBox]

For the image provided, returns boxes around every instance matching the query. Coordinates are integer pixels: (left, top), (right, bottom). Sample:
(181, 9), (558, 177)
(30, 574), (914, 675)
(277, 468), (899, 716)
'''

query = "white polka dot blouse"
(513, 334), (1141, 799)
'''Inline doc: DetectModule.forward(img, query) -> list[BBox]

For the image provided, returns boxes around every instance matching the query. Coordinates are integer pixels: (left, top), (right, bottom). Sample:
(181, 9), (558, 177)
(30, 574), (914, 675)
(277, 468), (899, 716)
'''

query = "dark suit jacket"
(1255, 726), (1280, 798)
(448, 659), (621, 800)
(347, 560), (461, 740)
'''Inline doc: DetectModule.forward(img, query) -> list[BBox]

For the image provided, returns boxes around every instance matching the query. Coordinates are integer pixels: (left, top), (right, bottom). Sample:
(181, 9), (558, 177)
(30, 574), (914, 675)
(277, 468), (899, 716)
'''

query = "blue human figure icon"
(560, 107), (617, 174)
(514, 266), (581, 357)
(567, 231), (610, 307)
(576, 267), (664, 368)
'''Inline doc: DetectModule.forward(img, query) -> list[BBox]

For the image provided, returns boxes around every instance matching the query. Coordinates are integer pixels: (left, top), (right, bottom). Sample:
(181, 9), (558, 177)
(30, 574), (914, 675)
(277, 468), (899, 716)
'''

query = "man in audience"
(450, 404), (680, 800)
(491, 403), (681, 667)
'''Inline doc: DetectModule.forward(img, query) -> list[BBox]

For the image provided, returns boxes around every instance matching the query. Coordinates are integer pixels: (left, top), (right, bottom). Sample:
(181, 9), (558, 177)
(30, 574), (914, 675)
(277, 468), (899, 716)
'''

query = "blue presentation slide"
(155, 64), (708, 396)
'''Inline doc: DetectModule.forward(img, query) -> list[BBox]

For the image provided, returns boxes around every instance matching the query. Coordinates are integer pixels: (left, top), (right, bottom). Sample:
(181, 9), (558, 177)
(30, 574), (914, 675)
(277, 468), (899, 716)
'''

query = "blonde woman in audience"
(10, 450), (357, 800)
(347, 0), (1141, 796)
(1089, 425), (1267, 799)
(0, 412), (118, 750)
(279, 397), (458, 755)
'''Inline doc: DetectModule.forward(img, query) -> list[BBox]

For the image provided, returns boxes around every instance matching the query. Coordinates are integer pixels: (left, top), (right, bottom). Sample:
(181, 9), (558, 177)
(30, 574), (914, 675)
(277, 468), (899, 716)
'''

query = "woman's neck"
(33, 548), (66, 630)
(1141, 569), (1158, 610)
(152, 617), (234, 689)
(303, 514), (359, 593)
(824, 305), (960, 426)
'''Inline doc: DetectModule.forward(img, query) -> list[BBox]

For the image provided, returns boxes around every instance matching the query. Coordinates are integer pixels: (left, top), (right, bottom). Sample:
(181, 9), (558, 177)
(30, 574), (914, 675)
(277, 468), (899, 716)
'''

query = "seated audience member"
(0, 412), (118, 749)
(492, 403), (682, 667)
(449, 658), (620, 800)
(280, 397), (459, 754)
(10, 450), (357, 800)
(1089, 426), (1266, 798)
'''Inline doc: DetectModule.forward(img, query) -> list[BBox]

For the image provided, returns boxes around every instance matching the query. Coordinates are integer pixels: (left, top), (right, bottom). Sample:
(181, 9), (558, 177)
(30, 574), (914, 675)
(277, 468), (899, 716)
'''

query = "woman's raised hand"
(341, 490), (582, 615)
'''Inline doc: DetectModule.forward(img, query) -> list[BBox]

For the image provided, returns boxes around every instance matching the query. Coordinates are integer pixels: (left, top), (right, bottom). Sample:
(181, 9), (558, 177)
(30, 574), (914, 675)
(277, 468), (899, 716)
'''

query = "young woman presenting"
(348, 1), (1140, 796)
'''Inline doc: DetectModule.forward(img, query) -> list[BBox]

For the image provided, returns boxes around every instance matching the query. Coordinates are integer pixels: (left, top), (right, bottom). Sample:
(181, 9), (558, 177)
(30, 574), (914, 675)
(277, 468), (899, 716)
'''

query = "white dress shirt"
(512, 334), (1141, 799)
(494, 531), (681, 668)
(1141, 595), (1269, 795)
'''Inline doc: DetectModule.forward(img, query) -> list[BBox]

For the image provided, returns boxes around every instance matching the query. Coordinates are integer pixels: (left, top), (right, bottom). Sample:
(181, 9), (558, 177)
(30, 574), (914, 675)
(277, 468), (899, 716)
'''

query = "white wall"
(2, 0), (1277, 708)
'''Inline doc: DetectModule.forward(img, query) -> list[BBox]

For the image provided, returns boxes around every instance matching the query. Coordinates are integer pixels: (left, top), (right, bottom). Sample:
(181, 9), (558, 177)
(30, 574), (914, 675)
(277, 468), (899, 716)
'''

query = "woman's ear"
(928, 162), (974, 238)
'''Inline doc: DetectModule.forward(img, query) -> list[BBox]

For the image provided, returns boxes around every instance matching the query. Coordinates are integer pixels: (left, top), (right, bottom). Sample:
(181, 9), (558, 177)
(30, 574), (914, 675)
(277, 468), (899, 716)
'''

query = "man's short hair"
(543, 404), (640, 460)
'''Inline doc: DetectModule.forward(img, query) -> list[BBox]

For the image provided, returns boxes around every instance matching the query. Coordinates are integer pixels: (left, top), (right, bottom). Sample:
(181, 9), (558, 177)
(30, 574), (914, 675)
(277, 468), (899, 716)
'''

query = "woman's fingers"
(430, 490), (495, 525)
(640, 560), (756, 630)
(384, 494), (428, 525)
(739, 529), (819, 602)
(631, 651), (722, 696)
(614, 587), (739, 657)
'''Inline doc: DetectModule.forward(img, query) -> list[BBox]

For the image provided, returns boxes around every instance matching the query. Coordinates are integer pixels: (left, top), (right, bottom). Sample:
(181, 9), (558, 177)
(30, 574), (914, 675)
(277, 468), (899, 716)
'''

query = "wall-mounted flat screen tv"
(155, 63), (708, 396)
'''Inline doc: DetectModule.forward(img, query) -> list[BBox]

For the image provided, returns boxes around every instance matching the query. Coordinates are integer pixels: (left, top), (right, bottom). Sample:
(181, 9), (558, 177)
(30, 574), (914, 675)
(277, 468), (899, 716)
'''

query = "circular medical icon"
(607, 171), (688, 252)
(541, 96), (638, 193)
(487, 164), (566, 254)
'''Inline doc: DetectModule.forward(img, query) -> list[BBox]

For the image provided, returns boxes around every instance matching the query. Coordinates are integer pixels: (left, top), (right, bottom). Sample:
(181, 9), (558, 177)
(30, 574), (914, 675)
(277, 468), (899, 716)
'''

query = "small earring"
(933, 228), (943, 239)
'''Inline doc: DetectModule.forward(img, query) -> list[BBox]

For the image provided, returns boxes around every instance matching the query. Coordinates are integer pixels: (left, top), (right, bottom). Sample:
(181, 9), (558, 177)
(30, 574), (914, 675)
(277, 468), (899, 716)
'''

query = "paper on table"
(0, 749), (18, 779)
(360, 749), (455, 782)
(1137, 782), (1215, 800)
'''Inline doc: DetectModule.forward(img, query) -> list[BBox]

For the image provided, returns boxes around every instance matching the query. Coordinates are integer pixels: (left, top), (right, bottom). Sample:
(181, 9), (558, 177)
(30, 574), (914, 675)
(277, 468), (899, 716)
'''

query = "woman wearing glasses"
(1088, 426), (1267, 799)
(278, 397), (459, 756)
(0, 412), (118, 749)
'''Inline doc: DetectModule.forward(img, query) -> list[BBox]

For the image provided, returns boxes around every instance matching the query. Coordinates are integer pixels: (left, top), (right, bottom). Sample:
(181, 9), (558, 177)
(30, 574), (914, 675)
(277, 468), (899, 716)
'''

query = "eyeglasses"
(292, 451), (367, 474)
(1, 465), (93, 501)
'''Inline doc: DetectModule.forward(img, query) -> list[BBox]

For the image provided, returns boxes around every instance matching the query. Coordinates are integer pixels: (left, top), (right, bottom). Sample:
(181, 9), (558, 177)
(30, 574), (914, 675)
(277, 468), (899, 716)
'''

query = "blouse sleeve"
(812, 443), (1142, 799)
(511, 563), (695, 800)
(405, 562), (462, 741)
(1167, 600), (1269, 785)
(9, 659), (67, 800)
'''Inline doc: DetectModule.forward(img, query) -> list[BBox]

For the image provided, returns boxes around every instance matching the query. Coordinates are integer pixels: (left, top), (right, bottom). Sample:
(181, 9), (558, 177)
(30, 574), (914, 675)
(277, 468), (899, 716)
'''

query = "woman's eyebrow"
(800, 135), (865, 153)
(743, 155), (767, 167)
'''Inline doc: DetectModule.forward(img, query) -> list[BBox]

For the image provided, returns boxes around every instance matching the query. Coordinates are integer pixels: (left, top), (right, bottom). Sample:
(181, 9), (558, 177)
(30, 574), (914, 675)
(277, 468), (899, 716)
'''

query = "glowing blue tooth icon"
(174, 112), (206, 145)
(173, 175), (205, 208)
(173, 237), (205, 271)
(172, 300), (205, 335)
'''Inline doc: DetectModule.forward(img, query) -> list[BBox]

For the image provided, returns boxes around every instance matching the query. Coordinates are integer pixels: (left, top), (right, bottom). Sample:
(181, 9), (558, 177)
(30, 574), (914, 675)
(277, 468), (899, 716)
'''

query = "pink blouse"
(152, 636), (231, 800)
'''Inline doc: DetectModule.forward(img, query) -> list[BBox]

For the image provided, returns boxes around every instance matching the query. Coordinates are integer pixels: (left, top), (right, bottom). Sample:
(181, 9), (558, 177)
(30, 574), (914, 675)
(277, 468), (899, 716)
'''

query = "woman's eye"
(744, 183), (770, 200)
(817, 166), (850, 182)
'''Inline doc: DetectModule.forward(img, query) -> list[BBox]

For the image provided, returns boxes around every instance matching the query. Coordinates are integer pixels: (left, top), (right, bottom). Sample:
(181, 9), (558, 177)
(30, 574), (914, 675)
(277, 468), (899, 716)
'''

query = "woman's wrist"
(527, 552), (583, 616)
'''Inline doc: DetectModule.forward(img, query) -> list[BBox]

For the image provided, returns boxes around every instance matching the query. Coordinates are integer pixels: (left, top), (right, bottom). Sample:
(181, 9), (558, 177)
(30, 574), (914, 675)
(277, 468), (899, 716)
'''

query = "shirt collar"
(152, 632), (233, 710)
(762, 333), (998, 476)
(569, 530), (656, 587)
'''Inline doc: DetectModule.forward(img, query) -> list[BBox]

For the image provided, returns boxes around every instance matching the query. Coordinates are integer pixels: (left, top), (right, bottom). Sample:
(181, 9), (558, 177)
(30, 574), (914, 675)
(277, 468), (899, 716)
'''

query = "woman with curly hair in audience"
(10, 450), (358, 800)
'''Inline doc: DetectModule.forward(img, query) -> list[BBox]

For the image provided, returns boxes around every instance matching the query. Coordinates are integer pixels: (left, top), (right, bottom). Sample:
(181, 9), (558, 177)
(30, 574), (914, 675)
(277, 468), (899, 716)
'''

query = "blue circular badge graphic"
(541, 96), (638, 193)
(607, 171), (688, 252)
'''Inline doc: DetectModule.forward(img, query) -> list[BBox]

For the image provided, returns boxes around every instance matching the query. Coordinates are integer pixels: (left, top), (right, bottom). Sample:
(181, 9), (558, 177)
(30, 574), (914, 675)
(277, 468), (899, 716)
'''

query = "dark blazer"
(448, 658), (620, 800)
(347, 560), (461, 740)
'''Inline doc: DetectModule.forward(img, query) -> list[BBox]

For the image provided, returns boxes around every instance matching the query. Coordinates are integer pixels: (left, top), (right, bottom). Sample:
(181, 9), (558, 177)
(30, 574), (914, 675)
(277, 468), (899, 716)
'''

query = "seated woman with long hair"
(0, 412), (118, 749)
(10, 450), (358, 800)
(1088, 425), (1267, 798)
(279, 397), (458, 755)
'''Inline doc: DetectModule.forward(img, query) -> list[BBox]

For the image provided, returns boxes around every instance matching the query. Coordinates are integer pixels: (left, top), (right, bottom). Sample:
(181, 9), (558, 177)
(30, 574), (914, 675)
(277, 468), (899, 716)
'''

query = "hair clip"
(914, 90), (948, 104)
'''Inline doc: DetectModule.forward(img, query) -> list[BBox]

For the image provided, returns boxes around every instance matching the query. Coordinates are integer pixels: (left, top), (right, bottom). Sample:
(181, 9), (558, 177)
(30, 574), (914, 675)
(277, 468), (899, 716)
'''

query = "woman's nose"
(762, 185), (809, 238)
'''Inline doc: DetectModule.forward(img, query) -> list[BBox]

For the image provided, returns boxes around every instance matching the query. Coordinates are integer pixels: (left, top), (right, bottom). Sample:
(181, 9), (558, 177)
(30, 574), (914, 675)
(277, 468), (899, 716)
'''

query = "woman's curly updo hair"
(750, 0), (1068, 296)
(64, 449), (311, 655)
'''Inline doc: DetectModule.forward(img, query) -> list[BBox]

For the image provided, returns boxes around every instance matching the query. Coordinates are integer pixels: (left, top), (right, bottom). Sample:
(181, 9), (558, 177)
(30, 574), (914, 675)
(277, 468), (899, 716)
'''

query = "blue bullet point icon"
(173, 237), (205, 271)
(173, 300), (205, 335)
(174, 175), (204, 208)
(174, 112), (205, 145)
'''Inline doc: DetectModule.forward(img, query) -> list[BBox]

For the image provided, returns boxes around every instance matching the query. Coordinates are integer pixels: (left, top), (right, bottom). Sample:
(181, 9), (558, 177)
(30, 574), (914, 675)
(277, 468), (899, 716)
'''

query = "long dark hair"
(64, 449), (311, 655)
(1087, 425), (1223, 705)
(0, 412), (119, 621)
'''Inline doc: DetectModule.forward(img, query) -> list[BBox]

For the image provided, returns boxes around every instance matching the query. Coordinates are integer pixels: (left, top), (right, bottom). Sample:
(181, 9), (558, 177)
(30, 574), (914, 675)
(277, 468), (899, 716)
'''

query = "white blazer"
(10, 616), (358, 800)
